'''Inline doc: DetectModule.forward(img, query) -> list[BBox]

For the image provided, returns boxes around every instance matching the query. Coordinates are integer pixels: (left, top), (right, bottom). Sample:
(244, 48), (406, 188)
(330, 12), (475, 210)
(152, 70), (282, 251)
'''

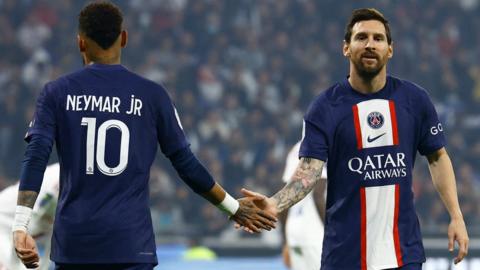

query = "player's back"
(28, 63), (188, 264)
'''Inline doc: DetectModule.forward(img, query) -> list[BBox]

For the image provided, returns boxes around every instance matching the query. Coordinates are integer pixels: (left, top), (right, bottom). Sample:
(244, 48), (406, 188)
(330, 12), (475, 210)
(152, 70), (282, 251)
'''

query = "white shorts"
(289, 245), (322, 270)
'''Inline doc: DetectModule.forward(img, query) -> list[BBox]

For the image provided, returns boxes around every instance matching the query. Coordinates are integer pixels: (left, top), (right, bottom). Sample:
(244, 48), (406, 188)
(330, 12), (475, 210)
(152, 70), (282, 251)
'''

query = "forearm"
(272, 157), (325, 213)
(427, 148), (463, 220)
(201, 182), (226, 205)
(17, 191), (39, 208)
(168, 146), (215, 194)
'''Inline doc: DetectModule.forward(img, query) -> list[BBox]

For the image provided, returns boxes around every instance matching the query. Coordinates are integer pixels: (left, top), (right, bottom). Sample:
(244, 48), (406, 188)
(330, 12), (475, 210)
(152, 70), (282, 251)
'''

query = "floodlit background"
(1, 0), (479, 269)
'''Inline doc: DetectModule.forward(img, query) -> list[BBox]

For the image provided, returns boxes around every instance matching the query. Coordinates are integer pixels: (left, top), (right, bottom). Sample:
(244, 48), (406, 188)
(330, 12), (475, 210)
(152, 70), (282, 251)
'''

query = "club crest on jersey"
(367, 112), (384, 129)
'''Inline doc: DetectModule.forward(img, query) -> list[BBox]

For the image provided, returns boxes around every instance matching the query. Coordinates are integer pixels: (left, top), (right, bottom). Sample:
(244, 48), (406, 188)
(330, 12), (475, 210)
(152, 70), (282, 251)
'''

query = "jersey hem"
(51, 256), (158, 265)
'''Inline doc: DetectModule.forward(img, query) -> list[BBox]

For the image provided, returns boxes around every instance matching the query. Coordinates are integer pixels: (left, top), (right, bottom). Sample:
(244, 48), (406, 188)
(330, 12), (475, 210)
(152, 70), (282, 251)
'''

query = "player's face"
(343, 20), (393, 79)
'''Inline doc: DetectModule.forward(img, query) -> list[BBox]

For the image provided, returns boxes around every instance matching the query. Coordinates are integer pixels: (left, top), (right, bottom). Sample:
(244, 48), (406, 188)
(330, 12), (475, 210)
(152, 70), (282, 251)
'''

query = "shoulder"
(389, 75), (432, 100)
(123, 71), (172, 100)
(306, 82), (344, 117)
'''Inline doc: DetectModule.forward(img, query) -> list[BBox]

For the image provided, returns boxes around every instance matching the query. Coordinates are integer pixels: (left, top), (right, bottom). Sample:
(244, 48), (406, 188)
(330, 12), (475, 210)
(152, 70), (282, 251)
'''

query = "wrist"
(269, 197), (280, 214)
(449, 209), (464, 221)
(217, 193), (239, 216)
(12, 206), (33, 233)
(450, 214), (464, 222)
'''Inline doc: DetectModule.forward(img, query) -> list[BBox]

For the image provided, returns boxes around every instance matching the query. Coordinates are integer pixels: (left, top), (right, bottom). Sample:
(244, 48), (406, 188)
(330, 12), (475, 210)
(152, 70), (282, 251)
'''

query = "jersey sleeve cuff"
(418, 143), (445, 156)
(298, 150), (327, 162)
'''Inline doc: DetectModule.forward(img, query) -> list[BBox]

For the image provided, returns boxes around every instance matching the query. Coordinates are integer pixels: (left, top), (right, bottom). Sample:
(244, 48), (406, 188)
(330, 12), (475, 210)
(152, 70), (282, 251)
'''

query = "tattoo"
(273, 158), (324, 212)
(17, 191), (39, 208)
(236, 200), (255, 219)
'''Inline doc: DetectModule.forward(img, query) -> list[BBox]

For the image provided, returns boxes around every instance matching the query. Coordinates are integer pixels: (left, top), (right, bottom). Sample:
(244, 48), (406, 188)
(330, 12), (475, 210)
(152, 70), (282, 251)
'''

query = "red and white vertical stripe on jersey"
(352, 104), (363, 149)
(393, 184), (403, 266)
(360, 184), (403, 270)
(352, 99), (400, 149)
(389, 101), (400, 145)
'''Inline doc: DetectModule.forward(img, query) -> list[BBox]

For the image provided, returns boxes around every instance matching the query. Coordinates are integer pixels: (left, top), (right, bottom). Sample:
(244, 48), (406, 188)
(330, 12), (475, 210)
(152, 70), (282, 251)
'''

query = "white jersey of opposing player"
(282, 142), (325, 269)
(0, 163), (59, 270)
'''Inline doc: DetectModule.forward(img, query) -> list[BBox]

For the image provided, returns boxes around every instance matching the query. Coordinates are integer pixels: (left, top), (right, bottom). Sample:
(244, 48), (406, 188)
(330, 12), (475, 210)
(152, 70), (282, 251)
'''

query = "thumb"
(241, 188), (266, 200)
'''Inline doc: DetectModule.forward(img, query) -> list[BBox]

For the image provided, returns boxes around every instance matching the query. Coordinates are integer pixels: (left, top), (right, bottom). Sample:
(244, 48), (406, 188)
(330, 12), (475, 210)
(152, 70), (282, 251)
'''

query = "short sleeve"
(156, 88), (189, 156)
(25, 82), (58, 142)
(299, 97), (332, 162)
(417, 90), (446, 155)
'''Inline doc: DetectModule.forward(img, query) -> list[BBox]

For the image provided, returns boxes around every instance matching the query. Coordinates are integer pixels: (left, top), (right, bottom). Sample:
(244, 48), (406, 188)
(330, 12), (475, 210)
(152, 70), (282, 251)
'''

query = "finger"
(465, 238), (469, 256)
(16, 251), (38, 261)
(25, 262), (39, 269)
(255, 215), (276, 229)
(241, 188), (264, 199)
(243, 227), (254, 234)
(454, 239), (468, 264)
(246, 222), (261, 233)
(258, 210), (278, 222)
(448, 233), (454, 252)
(234, 223), (241, 229)
(20, 255), (39, 267)
(253, 220), (270, 231)
(15, 248), (36, 257)
(22, 255), (39, 265)
(15, 248), (37, 257)
(251, 194), (267, 201)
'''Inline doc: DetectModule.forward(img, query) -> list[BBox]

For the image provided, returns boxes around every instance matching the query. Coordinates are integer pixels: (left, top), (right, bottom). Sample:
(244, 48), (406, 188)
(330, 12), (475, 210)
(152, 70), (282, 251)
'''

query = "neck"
(83, 50), (121, 65)
(348, 65), (387, 94)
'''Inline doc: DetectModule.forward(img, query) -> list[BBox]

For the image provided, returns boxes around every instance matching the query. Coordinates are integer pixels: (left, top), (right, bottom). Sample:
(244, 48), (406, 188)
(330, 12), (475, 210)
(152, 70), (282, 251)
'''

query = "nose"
(365, 36), (376, 50)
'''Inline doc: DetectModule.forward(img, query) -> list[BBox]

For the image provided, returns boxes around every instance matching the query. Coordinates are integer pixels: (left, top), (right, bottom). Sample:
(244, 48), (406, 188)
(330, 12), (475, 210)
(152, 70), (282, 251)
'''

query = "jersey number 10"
(81, 117), (130, 176)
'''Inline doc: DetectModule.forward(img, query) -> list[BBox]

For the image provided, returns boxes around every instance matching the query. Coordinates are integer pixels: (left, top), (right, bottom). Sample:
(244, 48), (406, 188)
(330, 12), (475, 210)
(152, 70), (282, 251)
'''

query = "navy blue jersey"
(300, 75), (446, 270)
(25, 64), (188, 264)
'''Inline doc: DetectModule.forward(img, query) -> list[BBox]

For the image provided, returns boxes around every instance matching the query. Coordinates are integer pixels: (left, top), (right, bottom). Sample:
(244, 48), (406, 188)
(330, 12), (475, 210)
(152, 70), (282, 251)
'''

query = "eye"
(355, 34), (367, 40)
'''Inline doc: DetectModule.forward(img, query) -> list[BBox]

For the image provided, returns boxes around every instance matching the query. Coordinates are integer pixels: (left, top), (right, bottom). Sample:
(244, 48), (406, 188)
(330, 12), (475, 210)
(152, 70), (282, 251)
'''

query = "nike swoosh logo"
(367, 133), (386, 143)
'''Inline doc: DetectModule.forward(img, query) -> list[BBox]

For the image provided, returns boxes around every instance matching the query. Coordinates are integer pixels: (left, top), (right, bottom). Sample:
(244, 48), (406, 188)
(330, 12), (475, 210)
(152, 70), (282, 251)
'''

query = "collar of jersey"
(86, 63), (127, 71)
(343, 75), (392, 99)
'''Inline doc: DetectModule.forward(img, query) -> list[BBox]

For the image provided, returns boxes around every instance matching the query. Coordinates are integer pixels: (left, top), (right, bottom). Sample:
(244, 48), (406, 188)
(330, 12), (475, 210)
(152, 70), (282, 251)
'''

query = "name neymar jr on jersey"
(66, 94), (143, 116)
(348, 152), (408, 180)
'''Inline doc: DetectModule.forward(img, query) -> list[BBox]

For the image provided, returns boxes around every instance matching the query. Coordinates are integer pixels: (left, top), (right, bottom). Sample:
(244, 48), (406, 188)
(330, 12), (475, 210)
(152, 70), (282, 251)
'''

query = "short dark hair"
(78, 1), (123, 50)
(344, 8), (392, 44)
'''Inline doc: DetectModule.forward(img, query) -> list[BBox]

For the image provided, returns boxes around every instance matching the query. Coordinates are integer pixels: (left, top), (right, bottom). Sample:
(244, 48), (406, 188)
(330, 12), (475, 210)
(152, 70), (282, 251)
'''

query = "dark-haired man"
(241, 8), (469, 270)
(12, 2), (276, 270)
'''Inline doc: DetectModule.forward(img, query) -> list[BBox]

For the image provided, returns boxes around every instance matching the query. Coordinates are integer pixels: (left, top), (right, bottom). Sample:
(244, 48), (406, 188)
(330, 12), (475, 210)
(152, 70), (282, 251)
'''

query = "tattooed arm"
(272, 157), (325, 213)
(17, 191), (39, 208)
(240, 157), (325, 216)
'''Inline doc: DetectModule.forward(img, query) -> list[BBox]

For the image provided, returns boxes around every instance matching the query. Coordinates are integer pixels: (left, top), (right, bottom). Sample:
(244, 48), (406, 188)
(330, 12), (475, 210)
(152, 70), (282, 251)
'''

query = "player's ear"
(120, 30), (128, 48)
(387, 41), (393, 58)
(77, 35), (86, 52)
(343, 40), (351, 58)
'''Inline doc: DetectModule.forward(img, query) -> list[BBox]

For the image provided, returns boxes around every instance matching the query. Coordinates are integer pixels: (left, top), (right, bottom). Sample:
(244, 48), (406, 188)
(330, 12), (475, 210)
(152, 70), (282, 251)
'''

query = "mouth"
(361, 54), (378, 60)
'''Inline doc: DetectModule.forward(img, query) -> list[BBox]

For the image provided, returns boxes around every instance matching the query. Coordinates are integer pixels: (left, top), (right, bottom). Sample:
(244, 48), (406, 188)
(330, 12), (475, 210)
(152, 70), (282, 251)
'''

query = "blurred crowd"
(1, 0), (479, 242)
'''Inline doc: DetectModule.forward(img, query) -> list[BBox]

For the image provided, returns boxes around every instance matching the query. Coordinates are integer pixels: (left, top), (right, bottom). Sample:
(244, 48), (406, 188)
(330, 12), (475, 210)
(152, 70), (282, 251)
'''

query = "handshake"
(229, 188), (279, 234)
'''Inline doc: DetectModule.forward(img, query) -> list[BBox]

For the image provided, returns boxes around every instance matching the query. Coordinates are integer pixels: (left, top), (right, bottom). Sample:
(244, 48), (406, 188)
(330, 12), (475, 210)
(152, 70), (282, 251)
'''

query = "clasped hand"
(230, 188), (279, 233)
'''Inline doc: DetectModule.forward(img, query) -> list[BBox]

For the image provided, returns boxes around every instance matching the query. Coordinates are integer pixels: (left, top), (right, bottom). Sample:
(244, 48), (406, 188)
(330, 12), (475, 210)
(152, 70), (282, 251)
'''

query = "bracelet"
(12, 206), (33, 232)
(217, 193), (240, 216)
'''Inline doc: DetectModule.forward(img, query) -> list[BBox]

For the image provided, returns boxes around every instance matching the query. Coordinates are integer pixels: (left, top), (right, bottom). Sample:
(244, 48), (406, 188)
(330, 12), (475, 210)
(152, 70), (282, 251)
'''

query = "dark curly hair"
(78, 1), (123, 50)
(344, 8), (392, 45)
